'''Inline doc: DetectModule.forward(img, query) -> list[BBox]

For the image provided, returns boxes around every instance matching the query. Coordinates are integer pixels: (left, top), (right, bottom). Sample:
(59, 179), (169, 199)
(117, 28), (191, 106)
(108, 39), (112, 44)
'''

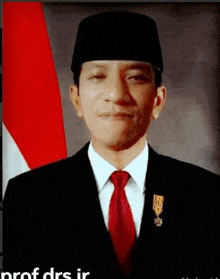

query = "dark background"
(43, 2), (220, 175)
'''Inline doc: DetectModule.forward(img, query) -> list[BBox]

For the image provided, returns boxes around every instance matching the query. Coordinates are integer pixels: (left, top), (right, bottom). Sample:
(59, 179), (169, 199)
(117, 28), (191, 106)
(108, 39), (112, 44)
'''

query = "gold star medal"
(153, 195), (165, 227)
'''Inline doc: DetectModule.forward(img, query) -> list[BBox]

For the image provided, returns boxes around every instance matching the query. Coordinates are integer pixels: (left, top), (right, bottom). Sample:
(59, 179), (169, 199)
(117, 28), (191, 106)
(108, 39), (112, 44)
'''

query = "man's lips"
(98, 112), (136, 119)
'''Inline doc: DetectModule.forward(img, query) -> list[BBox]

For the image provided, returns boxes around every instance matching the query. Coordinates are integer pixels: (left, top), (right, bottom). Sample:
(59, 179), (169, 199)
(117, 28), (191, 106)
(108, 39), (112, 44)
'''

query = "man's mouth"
(99, 112), (135, 119)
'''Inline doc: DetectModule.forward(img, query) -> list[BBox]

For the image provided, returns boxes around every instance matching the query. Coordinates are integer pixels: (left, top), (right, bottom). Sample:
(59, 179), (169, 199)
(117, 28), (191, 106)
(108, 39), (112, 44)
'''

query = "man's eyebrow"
(125, 63), (153, 71)
(82, 63), (107, 70)
(91, 64), (106, 68)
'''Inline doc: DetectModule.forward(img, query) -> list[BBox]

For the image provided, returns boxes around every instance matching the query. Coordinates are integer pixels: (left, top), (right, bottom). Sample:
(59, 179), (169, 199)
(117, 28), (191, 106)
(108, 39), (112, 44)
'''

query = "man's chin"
(102, 137), (141, 152)
(91, 129), (147, 152)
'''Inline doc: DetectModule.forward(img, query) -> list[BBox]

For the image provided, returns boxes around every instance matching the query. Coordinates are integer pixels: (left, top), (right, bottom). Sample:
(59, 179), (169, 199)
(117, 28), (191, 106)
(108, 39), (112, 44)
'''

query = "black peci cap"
(71, 11), (163, 74)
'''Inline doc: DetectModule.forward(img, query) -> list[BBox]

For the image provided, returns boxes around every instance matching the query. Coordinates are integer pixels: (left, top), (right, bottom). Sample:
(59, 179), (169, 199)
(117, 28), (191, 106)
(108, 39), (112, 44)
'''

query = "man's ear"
(152, 86), (167, 120)
(69, 85), (83, 118)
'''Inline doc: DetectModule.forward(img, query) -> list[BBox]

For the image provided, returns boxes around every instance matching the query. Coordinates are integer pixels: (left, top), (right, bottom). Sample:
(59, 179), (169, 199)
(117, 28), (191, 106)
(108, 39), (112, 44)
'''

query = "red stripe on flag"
(3, 2), (67, 169)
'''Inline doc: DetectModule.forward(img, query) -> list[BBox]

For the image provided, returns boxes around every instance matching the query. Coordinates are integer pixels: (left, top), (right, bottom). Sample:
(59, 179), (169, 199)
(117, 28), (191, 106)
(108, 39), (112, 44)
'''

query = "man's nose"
(105, 75), (131, 105)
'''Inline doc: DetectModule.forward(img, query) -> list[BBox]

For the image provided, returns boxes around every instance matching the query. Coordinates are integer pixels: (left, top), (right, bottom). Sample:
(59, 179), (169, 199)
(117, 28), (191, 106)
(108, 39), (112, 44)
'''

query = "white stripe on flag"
(3, 123), (30, 197)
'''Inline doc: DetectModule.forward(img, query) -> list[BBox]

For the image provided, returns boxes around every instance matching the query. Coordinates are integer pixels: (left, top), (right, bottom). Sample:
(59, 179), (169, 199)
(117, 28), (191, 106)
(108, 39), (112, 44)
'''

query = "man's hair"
(152, 67), (162, 88)
(73, 64), (162, 88)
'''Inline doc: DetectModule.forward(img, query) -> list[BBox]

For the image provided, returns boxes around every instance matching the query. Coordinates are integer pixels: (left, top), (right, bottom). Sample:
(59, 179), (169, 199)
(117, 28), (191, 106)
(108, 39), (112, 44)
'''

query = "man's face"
(70, 61), (166, 151)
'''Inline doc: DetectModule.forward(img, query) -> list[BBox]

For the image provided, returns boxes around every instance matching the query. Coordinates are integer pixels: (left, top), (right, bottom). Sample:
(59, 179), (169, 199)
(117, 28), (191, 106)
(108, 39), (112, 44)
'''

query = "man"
(4, 11), (220, 279)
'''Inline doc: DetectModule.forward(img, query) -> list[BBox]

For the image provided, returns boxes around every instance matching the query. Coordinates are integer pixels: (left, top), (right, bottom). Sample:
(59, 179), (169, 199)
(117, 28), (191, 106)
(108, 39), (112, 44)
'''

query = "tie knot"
(110, 171), (130, 190)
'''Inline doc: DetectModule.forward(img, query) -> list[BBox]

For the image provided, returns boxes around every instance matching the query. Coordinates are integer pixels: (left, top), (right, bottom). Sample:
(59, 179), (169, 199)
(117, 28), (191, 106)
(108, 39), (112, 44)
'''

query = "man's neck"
(91, 136), (147, 170)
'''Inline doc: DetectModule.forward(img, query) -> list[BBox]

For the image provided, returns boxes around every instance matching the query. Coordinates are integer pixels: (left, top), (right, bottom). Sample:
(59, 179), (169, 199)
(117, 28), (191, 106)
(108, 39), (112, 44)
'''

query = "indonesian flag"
(3, 2), (67, 196)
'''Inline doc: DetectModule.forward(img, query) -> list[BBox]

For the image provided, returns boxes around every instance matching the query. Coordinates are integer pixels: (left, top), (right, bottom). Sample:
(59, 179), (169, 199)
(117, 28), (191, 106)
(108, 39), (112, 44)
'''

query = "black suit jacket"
(3, 143), (220, 279)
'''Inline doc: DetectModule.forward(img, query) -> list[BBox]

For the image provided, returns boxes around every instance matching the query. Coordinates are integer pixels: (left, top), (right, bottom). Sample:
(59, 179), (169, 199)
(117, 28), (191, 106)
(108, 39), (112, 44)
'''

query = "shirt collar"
(88, 142), (149, 193)
(124, 143), (148, 193)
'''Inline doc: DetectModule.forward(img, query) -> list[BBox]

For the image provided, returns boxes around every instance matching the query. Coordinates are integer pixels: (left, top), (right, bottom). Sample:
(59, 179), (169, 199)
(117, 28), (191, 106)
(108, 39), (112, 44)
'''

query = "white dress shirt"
(88, 142), (149, 236)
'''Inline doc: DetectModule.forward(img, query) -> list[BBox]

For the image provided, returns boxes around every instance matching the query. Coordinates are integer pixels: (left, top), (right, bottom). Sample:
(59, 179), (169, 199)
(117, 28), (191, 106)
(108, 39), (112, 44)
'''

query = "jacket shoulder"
(151, 146), (219, 179)
(4, 143), (91, 200)
(148, 145), (220, 196)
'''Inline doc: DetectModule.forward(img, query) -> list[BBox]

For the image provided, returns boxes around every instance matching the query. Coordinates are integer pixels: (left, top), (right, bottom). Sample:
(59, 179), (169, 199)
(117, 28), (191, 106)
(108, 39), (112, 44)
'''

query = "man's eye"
(127, 75), (151, 84)
(89, 74), (106, 81)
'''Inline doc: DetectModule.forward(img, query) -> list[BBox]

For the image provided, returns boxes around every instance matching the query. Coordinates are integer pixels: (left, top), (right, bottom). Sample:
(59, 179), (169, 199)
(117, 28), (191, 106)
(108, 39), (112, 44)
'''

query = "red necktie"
(108, 171), (136, 276)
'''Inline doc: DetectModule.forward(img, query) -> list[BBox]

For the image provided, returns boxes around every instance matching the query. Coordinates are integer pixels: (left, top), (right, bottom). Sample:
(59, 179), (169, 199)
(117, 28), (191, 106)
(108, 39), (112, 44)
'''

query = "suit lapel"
(138, 145), (168, 240)
(66, 143), (122, 276)
(131, 145), (173, 278)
